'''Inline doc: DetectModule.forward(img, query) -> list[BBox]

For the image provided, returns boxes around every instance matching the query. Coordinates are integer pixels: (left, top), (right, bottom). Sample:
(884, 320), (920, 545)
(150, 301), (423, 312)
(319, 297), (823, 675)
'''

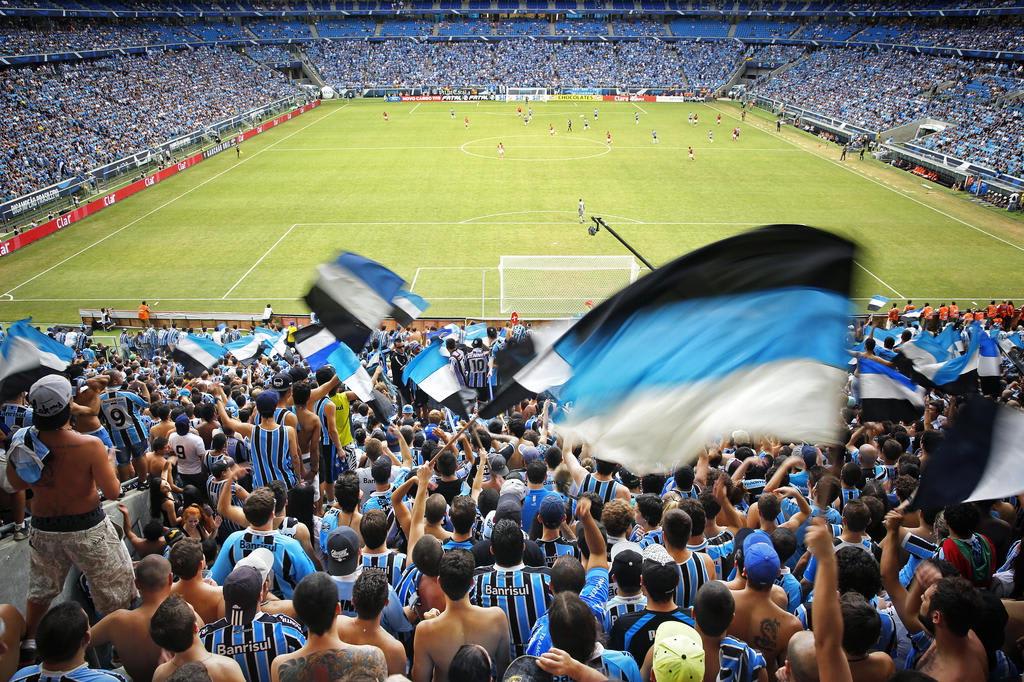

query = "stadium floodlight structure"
(498, 255), (641, 317)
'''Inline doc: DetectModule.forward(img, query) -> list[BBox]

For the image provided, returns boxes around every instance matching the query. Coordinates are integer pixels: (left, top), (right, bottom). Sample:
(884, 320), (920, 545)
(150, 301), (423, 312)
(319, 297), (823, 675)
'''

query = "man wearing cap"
(7, 375), (137, 656)
(606, 544), (647, 628)
(169, 412), (207, 492)
(200, 556), (306, 682)
(323, 526), (415, 639)
(610, 543), (695, 667)
(210, 490), (316, 599)
(98, 369), (150, 481)
(535, 494), (580, 568)
(643, 620), (705, 682)
(729, 530), (802, 674)
(214, 387), (301, 490)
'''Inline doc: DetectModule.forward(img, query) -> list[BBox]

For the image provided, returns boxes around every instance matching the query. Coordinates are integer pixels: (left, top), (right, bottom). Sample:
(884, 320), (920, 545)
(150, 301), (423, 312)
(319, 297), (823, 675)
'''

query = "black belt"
(31, 508), (105, 532)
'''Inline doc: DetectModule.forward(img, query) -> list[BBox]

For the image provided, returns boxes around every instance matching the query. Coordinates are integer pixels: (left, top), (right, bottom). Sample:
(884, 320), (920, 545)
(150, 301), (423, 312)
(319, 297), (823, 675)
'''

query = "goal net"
(504, 87), (549, 101)
(498, 255), (641, 317)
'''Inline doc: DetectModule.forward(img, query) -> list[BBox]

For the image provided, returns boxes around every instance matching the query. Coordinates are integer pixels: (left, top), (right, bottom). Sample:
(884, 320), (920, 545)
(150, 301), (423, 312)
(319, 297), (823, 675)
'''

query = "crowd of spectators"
(0, 19), (195, 56)
(0, 47), (300, 202)
(745, 43), (804, 66)
(305, 38), (742, 90)
(1, 308), (1023, 682)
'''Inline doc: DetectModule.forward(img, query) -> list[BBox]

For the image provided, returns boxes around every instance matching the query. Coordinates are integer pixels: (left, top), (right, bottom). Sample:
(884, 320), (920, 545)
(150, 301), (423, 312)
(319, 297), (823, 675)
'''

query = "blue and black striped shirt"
(199, 612), (305, 682)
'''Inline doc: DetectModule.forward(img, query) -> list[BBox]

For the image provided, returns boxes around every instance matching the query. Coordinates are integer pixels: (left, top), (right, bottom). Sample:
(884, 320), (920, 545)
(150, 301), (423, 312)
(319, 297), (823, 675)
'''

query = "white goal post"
(498, 255), (641, 317)
(504, 87), (549, 102)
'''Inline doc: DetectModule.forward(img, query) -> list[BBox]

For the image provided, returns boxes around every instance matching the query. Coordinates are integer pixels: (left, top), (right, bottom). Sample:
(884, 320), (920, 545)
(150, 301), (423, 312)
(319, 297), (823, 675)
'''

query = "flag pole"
(589, 217), (656, 271)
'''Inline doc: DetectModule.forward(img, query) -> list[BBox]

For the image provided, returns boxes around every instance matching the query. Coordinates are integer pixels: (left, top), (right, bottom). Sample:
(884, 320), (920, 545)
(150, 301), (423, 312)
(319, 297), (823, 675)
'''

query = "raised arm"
(406, 463), (433, 552)
(391, 425), (415, 469)
(806, 519), (853, 682)
(214, 388), (254, 437)
(117, 503), (145, 554)
(558, 433), (588, 485)
(309, 373), (340, 402)
(765, 456), (800, 493)
(777, 487), (811, 529)
(713, 476), (744, 533)
(218, 470), (248, 528)
(390, 475), (418, 540)
(880, 508), (921, 634)
(577, 497), (608, 572)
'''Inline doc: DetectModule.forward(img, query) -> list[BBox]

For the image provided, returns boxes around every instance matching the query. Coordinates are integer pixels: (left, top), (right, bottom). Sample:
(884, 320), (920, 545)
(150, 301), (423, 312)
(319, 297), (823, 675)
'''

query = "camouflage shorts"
(28, 516), (137, 614)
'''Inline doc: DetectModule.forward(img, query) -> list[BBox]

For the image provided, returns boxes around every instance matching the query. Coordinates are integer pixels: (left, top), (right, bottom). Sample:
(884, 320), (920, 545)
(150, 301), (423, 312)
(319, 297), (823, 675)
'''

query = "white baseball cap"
(29, 375), (73, 418)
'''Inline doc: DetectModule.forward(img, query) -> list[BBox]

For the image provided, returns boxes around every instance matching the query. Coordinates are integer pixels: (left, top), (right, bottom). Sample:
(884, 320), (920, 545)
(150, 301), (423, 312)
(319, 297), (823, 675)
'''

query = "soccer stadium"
(1, 2), (1024, 682)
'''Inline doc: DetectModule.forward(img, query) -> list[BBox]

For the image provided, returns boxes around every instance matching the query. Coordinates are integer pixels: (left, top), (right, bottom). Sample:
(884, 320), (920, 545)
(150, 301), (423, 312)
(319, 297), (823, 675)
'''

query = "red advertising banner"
(0, 100), (320, 258)
(603, 94), (657, 102)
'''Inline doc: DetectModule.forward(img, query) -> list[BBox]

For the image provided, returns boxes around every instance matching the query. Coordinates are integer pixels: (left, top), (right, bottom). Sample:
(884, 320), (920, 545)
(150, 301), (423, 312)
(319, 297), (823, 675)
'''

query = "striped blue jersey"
(442, 538), (475, 551)
(99, 389), (149, 447)
(314, 397), (334, 446)
(638, 529), (665, 549)
(719, 635), (767, 682)
(687, 539), (729, 579)
(605, 594), (648, 629)
(609, 608), (695, 666)
(207, 477), (245, 534)
(249, 424), (296, 490)
(1, 403), (33, 432)
(199, 612), (305, 682)
(12, 664), (127, 681)
(660, 478), (701, 499)
(361, 490), (393, 515)
(465, 348), (490, 388)
(676, 553), (712, 611)
(578, 473), (622, 504)
(209, 529), (315, 599)
(838, 486), (861, 511)
(361, 550), (408, 591)
(536, 536), (580, 568)
(472, 565), (552, 657)
(526, 568), (609, 656)
(396, 563), (423, 607)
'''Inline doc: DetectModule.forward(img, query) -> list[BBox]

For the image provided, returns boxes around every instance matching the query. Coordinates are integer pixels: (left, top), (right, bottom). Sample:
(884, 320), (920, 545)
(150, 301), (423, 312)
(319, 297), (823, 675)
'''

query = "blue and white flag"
(463, 322), (488, 344)
(484, 225), (856, 473)
(978, 333), (1002, 396)
(224, 334), (266, 365)
(863, 326), (906, 344)
(857, 358), (926, 423)
(403, 344), (475, 418)
(254, 327), (287, 358)
(867, 295), (889, 312)
(901, 325), (981, 394)
(913, 397), (1024, 509)
(0, 319), (75, 395)
(172, 334), (226, 377)
(897, 331), (951, 366)
(305, 252), (405, 352)
(427, 323), (461, 344)
(390, 289), (429, 327)
(293, 324), (373, 401)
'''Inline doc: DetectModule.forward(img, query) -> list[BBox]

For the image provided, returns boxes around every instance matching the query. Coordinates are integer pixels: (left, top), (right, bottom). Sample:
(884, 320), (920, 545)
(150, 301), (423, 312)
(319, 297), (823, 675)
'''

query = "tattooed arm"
(272, 645), (388, 682)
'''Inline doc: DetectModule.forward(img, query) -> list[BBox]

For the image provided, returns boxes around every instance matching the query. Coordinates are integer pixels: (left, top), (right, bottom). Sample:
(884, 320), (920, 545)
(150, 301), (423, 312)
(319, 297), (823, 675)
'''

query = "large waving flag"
(403, 344), (475, 418)
(480, 320), (574, 419)
(390, 289), (429, 327)
(224, 334), (266, 365)
(901, 325), (981, 394)
(484, 225), (855, 473)
(912, 397), (1024, 509)
(0, 319), (75, 395)
(897, 331), (952, 367)
(856, 358), (926, 423)
(463, 322), (489, 344)
(867, 295), (889, 312)
(173, 334), (226, 377)
(293, 324), (373, 401)
(305, 253), (405, 351)
(254, 327), (287, 358)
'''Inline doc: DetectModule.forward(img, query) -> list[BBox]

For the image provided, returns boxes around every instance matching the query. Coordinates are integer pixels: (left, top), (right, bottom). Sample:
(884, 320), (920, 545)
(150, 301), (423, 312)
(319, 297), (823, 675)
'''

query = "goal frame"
(498, 255), (641, 316)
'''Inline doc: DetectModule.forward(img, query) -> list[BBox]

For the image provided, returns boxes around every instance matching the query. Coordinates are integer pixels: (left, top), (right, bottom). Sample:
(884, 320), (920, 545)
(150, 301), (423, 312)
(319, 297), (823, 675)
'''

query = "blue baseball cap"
(742, 530), (780, 587)
(538, 495), (566, 525)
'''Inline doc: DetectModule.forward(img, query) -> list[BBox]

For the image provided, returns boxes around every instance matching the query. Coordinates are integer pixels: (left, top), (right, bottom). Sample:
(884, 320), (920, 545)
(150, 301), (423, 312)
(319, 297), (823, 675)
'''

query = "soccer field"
(2, 98), (1022, 326)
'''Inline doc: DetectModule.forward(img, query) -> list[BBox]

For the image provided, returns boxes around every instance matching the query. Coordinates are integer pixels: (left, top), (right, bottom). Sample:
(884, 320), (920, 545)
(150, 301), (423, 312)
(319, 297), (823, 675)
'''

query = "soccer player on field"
(583, 118), (589, 130)
(635, 112), (640, 125)
(708, 130), (714, 143)
(688, 146), (695, 161)
(652, 129), (658, 144)
(593, 108), (598, 119)
(578, 198), (585, 224)
(716, 113), (722, 125)
(517, 105), (522, 117)
(464, 116), (469, 128)
(606, 131), (612, 146)
(497, 143), (505, 159)
(450, 108), (455, 119)
(567, 119), (572, 132)
(549, 124), (555, 136)
(383, 112), (389, 122)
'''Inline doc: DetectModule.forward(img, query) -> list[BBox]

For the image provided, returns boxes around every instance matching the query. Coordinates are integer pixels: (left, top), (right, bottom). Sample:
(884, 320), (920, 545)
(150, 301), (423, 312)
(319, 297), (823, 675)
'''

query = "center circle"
(460, 134), (611, 162)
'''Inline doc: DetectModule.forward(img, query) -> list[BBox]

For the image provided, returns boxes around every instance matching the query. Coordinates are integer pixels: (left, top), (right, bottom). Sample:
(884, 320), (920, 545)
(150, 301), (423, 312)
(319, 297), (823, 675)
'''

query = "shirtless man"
(881, 509), (988, 682)
(728, 530), (803, 674)
(89, 555), (173, 682)
(71, 374), (111, 451)
(292, 382), (321, 489)
(148, 402), (176, 445)
(169, 539), (225, 625)
(412, 548), (510, 682)
(150, 595), (245, 682)
(140, 437), (173, 482)
(6, 375), (137, 648)
(271, 573), (388, 682)
(335, 571), (407, 676)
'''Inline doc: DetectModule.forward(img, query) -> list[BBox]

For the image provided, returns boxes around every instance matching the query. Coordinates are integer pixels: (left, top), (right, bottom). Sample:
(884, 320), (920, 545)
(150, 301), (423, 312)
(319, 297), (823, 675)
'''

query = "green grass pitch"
(1, 98), (1022, 327)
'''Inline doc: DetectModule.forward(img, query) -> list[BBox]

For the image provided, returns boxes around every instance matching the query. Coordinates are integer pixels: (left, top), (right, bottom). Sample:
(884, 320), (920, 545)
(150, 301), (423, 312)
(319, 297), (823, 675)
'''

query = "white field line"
(409, 103), (421, 114)
(2, 103), (351, 298)
(854, 261), (904, 298)
(221, 224), (299, 299)
(267, 146), (801, 152)
(707, 102), (1024, 256)
(295, 221), (759, 226)
(632, 102), (649, 115)
(409, 267), (422, 292)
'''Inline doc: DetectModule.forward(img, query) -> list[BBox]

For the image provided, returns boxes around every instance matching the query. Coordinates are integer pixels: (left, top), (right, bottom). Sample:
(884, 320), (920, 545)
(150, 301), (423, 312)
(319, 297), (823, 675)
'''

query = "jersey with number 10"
(99, 390), (149, 448)
(465, 348), (490, 388)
